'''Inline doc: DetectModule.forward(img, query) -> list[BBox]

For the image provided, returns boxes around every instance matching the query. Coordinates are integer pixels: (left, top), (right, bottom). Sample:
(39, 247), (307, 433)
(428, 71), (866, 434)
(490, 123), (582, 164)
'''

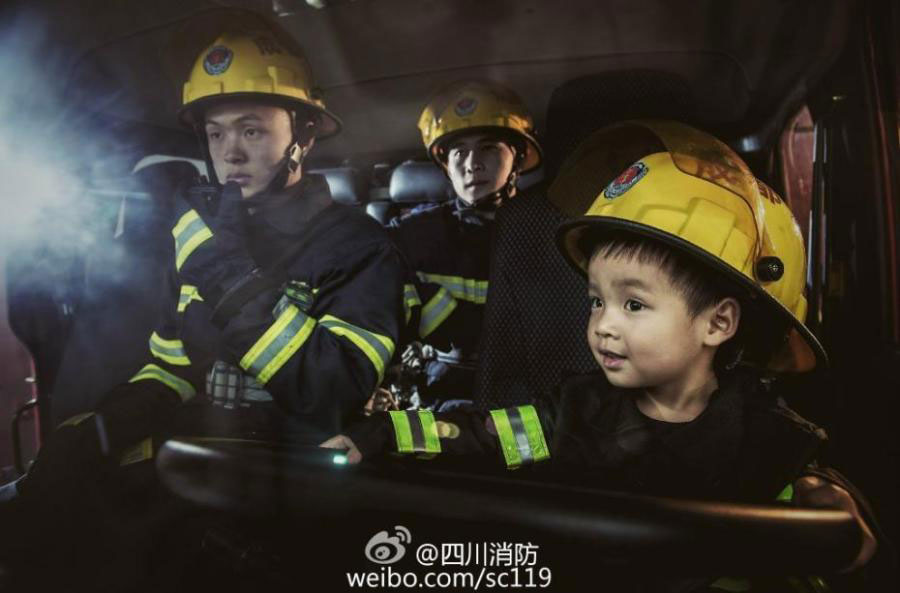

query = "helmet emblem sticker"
(454, 97), (478, 117)
(203, 46), (234, 76)
(604, 162), (648, 200)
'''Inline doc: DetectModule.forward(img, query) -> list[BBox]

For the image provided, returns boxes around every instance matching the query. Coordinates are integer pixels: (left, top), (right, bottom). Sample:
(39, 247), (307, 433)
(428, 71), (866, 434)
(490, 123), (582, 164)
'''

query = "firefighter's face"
(585, 250), (739, 397)
(443, 133), (517, 205)
(204, 102), (309, 198)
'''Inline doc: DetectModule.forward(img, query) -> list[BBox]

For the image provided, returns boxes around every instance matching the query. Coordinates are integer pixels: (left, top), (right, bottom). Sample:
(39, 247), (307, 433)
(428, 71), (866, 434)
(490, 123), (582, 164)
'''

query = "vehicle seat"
(308, 167), (367, 207)
(46, 161), (195, 425)
(474, 71), (701, 408)
(367, 160), (452, 225)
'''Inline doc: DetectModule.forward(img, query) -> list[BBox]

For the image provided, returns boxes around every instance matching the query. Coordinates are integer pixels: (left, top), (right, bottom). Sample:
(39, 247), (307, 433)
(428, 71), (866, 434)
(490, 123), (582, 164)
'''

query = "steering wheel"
(156, 437), (860, 577)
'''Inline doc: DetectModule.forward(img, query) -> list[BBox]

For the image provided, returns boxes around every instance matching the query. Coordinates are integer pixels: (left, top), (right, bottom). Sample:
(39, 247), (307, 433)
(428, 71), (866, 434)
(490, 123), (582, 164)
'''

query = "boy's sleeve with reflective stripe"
(218, 239), (406, 429)
(346, 399), (556, 468)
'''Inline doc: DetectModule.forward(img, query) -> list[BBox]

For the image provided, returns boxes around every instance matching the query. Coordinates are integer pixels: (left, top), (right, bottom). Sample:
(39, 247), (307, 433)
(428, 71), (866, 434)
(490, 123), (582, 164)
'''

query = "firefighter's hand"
(793, 475), (877, 572)
(179, 181), (255, 301)
(320, 435), (362, 464)
(365, 388), (398, 415)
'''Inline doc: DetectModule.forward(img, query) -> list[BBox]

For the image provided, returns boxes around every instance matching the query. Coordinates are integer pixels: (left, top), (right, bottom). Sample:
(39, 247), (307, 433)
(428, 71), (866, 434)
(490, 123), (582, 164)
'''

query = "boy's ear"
(704, 297), (741, 346)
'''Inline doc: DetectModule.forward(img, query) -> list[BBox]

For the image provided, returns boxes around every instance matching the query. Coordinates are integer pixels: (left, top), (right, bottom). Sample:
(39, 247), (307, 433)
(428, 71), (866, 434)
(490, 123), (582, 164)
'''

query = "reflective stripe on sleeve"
(129, 363), (196, 402)
(319, 315), (395, 383)
(416, 273), (488, 304)
(172, 210), (213, 271)
(177, 284), (204, 313)
(403, 283), (422, 324)
(419, 287), (457, 338)
(490, 405), (550, 469)
(388, 410), (441, 454)
(239, 304), (316, 385)
(149, 332), (191, 366)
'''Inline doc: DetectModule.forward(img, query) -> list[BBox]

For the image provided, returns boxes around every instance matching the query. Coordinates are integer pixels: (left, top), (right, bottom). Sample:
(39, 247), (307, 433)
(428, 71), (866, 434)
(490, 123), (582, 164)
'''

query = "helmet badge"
(203, 46), (234, 76)
(454, 96), (478, 117)
(604, 162), (648, 200)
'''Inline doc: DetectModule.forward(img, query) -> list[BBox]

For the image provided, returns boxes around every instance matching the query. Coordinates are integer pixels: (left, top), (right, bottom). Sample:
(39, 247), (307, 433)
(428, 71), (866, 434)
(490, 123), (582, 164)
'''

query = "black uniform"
(388, 198), (494, 401)
(349, 369), (850, 501)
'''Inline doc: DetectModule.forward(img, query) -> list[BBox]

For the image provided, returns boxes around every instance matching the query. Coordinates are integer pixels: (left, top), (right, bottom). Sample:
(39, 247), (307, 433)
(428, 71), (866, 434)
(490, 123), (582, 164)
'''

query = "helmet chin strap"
(467, 148), (524, 211)
(469, 170), (517, 211)
(258, 110), (314, 198)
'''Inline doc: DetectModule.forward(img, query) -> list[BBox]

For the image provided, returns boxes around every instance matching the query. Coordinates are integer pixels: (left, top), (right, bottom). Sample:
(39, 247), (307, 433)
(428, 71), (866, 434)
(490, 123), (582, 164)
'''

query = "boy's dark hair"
(586, 230), (790, 374)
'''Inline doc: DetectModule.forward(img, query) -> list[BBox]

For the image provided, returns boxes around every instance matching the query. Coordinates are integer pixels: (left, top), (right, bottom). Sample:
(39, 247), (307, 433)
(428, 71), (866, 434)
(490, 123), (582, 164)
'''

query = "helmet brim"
(179, 92), (342, 139)
(555, 216), (827, 373)
(428, 126), (542, 173)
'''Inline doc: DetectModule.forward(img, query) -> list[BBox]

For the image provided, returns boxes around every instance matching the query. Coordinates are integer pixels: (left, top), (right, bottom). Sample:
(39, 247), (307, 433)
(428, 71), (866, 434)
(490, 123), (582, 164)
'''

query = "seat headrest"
(309, 167), (366, 206)
(389, 160), (451, 204)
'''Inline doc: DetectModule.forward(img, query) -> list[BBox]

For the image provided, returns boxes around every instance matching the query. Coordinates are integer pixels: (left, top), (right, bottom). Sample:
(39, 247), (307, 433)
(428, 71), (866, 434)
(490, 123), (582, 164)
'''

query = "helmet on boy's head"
(418, 79), (542, 173)
(552, 120), (825, 373)
(179, 31), (341, 137)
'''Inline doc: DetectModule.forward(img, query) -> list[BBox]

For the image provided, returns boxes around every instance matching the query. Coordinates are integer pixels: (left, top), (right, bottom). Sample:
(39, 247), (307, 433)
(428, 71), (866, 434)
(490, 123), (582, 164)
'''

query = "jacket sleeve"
(414, 278), (484, 352)
(216, 238), (407, 432)
(61, 266), (205, 458)
(345, 397), (558, 470)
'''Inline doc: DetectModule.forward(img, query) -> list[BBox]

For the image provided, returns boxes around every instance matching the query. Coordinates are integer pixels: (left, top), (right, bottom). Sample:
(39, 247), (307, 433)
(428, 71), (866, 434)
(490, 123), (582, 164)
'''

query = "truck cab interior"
(0, 0), (896, 590)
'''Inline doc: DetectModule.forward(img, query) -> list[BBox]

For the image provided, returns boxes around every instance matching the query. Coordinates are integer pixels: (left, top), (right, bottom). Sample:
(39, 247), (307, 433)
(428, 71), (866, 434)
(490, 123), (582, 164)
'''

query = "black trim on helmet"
(430, 125), (541, 173)
(179, 92), (342, 139)
(555, 216), (828, 371)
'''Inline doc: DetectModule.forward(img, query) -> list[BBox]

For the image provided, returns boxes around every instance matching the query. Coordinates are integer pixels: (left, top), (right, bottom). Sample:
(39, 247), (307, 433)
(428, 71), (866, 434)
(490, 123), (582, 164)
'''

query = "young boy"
(323, 121), (877, 574)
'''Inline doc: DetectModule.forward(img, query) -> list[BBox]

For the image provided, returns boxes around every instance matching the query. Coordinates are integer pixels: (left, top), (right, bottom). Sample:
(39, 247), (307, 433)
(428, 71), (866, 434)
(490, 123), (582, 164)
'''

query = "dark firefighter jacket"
(388, 198), (493, 399)
(85, 174), (413, 453)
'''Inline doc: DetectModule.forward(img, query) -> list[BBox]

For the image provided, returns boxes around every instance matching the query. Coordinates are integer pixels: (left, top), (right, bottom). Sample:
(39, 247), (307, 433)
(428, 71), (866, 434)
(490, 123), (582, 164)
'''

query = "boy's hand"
(793, 475), (877, 572)
(365, 387), (399, 415)
(320, 435), (362, 464)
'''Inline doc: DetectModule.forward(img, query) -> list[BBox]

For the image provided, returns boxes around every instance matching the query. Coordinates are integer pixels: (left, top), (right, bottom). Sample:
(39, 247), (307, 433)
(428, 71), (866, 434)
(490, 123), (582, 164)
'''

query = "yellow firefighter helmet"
(418, 80), (542, 172)
(552, 120), (824, 373)
(179, 31), (341, 138)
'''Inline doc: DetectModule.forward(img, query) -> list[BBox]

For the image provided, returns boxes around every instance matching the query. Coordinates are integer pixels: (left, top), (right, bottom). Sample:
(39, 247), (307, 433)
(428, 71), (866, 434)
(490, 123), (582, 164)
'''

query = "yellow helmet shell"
(418, 80), (542, 172)
(180, 32), (341, 138)
(553, 121), (825, 373)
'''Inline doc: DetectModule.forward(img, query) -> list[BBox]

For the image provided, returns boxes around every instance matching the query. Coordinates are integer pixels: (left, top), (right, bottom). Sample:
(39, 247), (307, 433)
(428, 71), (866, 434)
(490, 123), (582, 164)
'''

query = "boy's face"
(204, 101), (308, 198)
(586, 251), (722, 393)
(443, 133), (517, 205)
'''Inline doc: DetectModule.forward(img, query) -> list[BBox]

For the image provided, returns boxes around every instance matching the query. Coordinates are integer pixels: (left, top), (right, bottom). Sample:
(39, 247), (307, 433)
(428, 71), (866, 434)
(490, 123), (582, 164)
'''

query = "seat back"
(474, 71), (702, 408)
(308, 167), (367, 207)
(46, 161), (195, 424)
(364, 160), (452, 225)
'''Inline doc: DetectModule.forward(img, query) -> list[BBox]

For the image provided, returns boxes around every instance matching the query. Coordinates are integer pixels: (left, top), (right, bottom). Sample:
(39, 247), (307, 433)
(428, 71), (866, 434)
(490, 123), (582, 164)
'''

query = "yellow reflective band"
(320, 315), (395, 383)
(119, 438), (154, 466)
(240, 304), (316, 385)
(177, 284), (204, 313)
(417, 273), (488, 304)
(172, 210), (213, 271)
(403, 283), (422, 324)
(129, 363), (196, 402)
(149, 332), (191, 366)
(490, 405), (550, 469)
(419, 287), (457, 338)
(776, 484), (794, 502)
(388, 410), (441, 454)
(58, 412), (95, 429)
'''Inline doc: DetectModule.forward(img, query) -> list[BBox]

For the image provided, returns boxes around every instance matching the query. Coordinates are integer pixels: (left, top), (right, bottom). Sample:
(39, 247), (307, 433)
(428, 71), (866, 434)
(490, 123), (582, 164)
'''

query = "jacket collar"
(244, 173), (333, 235)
